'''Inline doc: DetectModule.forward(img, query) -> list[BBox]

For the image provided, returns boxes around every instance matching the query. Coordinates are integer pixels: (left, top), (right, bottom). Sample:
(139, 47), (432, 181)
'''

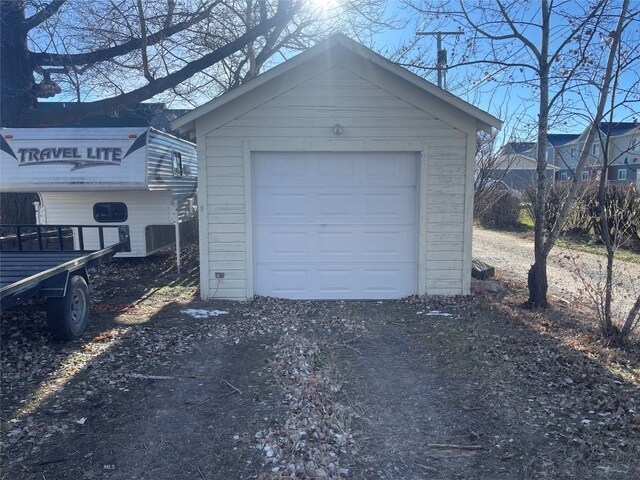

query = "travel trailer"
(0, 127), (197, 267)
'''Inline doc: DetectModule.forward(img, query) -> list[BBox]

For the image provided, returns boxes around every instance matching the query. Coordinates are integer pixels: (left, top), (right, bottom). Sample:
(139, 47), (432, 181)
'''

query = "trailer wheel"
(47, 275), (90, 340)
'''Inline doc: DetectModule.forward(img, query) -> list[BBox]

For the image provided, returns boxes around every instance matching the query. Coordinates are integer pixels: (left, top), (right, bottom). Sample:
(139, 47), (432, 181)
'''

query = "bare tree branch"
(23, 0), (67, 31)
(18, 2), (302, 126)
(31, 5), (216, 67)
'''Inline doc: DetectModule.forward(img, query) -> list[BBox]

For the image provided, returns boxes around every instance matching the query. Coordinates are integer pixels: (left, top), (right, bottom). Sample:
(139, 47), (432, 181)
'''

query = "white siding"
(200, 64), (474, 299)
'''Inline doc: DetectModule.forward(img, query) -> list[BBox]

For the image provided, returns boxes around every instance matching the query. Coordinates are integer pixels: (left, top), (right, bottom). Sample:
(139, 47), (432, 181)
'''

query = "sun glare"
(308, 0), (340, 13)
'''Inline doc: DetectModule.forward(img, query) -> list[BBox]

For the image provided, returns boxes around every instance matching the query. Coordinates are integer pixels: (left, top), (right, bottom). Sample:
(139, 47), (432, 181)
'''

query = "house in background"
(499, 141), (536, 157)
(600, 122), (640, 185)
(491, 148), (558, 189)
(545, 134), (580, 180)
(37, 102), (190, 135)
(492, 123), (639, 189)
(173, 34), (502, 301)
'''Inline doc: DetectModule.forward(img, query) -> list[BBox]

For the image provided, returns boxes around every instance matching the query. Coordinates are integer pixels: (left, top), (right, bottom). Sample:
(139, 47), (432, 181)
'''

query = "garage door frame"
(243, 138), (429, 299)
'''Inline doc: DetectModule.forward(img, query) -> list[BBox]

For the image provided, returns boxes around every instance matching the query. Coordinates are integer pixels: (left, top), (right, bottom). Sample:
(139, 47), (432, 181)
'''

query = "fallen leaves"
(1, 243), (639, 478)
(255, 333), (355, 479)
(92, 331), (114, 342)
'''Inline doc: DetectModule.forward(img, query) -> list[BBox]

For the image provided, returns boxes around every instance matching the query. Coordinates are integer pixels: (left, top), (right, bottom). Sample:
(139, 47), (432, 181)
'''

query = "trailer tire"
(47, 275), (90, 340)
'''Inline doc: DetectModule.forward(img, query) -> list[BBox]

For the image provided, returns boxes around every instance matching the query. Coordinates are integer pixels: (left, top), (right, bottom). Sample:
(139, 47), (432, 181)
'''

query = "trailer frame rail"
(0, 224), (130, 311)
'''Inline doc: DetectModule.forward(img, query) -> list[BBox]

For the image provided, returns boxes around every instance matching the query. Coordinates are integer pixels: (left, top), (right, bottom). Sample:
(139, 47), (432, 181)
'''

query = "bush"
(523, 183), (565, 233)
(586, 184), (640, 252)
(524, 182), (640, 252)
(524, 181), (597, 236)
(476, 191), (521, 228)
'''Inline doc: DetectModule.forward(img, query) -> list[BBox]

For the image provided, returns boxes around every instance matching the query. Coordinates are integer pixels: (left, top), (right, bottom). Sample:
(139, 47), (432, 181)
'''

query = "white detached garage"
(173, 34), (502, 300)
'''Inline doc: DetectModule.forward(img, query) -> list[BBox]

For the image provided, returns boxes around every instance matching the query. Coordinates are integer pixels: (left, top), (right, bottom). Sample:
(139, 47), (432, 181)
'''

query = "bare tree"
(0, 0), (390, 128)
(585, 40), (640, 342)
(547, 0), (640, 343)
(403, 0), (637, 308)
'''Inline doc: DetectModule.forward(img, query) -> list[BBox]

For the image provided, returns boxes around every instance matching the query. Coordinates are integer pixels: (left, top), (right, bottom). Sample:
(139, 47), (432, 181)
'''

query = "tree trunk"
(597, 177), (616, 336)
(526, 4), (550, 309)
(621, 294), (640, 338)
(0, 193), (38, 227)
(0, 2), (35, 127)
(527, 258), (549, 308)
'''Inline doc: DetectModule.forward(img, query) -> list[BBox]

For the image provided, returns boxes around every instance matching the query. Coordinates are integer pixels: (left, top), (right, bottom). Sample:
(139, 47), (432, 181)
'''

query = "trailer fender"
(40, 266), (89, 299)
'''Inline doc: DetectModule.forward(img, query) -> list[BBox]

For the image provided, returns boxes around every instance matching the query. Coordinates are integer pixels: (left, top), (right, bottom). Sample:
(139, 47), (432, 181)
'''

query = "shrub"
(476, 191), (521, 228)
(586, 184), (640, 252)
(564, 182), (597, 235)
(524, 182), (640, 252)
(524, 181), (597, 236)
(523, 183), (567, 233)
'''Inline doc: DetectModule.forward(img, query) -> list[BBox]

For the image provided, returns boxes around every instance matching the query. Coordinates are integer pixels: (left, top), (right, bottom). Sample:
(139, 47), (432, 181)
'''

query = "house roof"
(172, 33), (502, 134)
(38, 102), (190, 137)
(502, 142), (535, 154)
(500, 124), (634, 154)
(599, 122), (638, 136)
(547, 134), (579, 146)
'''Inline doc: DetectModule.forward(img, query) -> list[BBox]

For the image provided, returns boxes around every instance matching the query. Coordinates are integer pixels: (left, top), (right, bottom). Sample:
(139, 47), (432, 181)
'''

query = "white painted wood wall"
(39, 190), (175, 257)
(196, 51), (477, 300)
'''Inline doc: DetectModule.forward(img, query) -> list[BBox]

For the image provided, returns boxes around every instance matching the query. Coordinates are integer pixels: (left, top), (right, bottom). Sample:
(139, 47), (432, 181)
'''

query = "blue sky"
(39, 0), (638, 142)
(368, 0), (640, 142)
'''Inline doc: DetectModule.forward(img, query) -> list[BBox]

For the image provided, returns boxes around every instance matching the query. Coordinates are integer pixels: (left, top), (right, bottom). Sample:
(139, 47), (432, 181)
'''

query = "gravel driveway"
(473, 227), (640, 317)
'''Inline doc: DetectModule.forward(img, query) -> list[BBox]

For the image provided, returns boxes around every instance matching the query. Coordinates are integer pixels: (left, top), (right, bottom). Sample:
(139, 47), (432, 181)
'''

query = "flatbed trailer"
(0, 224), (130, 340)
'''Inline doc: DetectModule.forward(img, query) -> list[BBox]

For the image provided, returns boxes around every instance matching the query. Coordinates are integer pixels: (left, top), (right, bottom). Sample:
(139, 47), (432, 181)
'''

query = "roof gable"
(173, 34), (501, 134)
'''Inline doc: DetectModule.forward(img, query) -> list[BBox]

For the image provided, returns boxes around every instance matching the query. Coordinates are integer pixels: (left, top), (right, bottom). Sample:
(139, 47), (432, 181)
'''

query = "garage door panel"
(255, 156), (308, 182)
(362, 265), (415, 295)
(254, 152), (417, 187)
(259, 268), (309, 296)
(317, 269), (353, 294)
(254, 187), (415, 224)
(270, 232), (308, 256)
(271, 193), (308, 218)
(362, 229), (414, 257)
(253, 152), (418, 299)
(256, 224), (414, 263)
(317, 156), (356, 179)
(363, 191), (415, 220)
(255, 228), (308, 258)
(255, 263), (415, 299)
(254, 191), (308, 220)
(364, 156), (404, 179)
(317, 193), (354, 217)
(317, 231), (354, 255)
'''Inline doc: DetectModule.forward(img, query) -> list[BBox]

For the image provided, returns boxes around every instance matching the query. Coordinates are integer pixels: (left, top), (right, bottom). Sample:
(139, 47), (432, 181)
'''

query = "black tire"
(47, 275), (90, 340)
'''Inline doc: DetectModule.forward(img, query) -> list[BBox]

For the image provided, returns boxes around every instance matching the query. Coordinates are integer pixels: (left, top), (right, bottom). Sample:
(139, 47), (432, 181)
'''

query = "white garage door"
(253, 152), (418, 299)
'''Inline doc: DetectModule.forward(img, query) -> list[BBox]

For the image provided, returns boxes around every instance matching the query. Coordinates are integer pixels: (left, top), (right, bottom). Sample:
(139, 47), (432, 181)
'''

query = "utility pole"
(416, 31), (464, 90)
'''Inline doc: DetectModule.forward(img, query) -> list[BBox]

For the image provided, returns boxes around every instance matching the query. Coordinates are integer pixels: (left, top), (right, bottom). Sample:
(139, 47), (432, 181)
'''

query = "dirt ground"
(473, 227), (640, 317)
(1, 244), (639, 479)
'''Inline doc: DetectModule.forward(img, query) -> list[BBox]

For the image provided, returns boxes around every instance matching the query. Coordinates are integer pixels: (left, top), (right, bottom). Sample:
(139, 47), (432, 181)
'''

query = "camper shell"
(0, 127), (197, 260)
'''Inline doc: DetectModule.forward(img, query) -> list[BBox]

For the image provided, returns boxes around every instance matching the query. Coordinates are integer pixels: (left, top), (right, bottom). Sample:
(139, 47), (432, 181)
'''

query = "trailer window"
(172, 151), (183, 177)
(93, 202), (128, 223)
